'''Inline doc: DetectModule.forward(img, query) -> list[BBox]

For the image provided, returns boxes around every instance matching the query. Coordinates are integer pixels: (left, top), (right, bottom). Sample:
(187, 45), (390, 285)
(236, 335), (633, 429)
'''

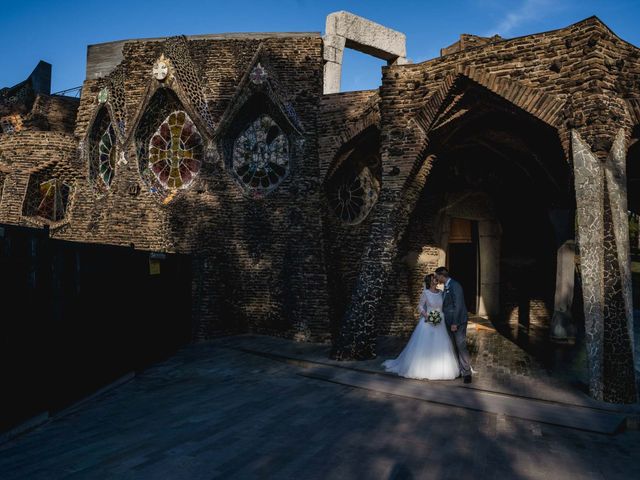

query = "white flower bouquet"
(426, 310), (442, 326)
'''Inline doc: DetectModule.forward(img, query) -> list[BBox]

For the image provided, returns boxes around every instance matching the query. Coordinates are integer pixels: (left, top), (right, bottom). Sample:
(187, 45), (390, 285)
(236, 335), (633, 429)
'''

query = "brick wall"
(2, 16), (640, 346)
(57, 35), (330, 341)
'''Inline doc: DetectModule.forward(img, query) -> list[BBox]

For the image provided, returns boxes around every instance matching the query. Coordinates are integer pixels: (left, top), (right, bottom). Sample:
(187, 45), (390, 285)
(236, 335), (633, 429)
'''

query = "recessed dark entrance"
(447, 217), (479, 314)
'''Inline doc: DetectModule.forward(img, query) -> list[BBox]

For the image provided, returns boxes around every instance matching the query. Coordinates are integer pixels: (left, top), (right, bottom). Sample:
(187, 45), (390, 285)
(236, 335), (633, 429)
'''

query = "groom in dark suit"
(435, 267), (472, 383)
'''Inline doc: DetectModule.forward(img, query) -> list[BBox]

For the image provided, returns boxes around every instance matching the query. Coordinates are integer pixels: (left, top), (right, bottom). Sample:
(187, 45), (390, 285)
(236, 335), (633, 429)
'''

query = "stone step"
(297, 364), (627, 435)
(229, 344), (629, 435)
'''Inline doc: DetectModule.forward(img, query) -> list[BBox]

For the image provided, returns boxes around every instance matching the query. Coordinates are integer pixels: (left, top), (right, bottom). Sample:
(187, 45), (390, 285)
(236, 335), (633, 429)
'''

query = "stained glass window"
(327, 128), (381, 225)
(89, 108), (116, 191)
(29, 178), (70, 222)
(232, 114), (289, 195)
(328, 164), (380, 224)
(98, 124), (116, 187)
(148, 111), (203, 189)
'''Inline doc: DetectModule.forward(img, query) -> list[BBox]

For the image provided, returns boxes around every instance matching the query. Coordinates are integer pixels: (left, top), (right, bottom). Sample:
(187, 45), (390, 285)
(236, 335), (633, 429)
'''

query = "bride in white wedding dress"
(382, 274), (461, 380)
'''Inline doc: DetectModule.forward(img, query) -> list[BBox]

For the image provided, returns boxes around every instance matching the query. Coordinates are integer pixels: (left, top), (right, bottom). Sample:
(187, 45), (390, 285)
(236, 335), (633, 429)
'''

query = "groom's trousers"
(448, 323), (472, 376)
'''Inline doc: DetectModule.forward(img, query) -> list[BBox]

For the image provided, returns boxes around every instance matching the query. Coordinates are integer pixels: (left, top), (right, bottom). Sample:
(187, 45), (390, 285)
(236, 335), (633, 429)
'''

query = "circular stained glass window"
(232, 114), (289, 195)
(148, 111), (203, 189)
(328, 165), (380, 224)
(98, 123), (116, 188)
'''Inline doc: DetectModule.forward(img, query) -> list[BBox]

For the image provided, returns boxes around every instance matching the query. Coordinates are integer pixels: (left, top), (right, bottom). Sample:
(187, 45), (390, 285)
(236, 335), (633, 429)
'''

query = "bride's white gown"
(382, 289), (460, 380)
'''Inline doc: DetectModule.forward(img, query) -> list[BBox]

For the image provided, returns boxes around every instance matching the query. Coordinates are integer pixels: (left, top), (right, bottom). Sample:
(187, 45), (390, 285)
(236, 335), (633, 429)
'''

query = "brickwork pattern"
(0, 16), (638, 401)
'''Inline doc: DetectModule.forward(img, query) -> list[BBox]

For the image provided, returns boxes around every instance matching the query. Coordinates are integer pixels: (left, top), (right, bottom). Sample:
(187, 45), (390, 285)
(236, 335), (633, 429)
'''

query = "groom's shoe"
(463, 375), (472, 384)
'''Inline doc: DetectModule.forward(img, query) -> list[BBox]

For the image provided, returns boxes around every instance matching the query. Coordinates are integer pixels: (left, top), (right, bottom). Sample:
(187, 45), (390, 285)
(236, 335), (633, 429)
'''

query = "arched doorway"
(397, 80), (575, 363)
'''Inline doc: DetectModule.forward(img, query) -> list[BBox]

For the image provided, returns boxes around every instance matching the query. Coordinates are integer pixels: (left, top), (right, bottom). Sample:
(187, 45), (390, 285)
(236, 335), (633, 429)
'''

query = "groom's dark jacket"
(442, 278), (468, 327)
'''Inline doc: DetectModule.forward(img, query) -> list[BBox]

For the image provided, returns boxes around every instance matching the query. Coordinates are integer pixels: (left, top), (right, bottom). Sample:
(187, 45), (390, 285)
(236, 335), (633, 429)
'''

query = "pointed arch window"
(135, 89), (203, 193)
(326, 128), (381, 225)
(88, 108), (116, 190)
(232, 114), (289, 192)
(221, 90), (298, 198)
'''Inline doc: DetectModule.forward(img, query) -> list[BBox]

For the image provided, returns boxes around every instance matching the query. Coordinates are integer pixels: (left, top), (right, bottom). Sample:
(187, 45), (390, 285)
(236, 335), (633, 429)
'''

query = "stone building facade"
(0, 11), (638, 403)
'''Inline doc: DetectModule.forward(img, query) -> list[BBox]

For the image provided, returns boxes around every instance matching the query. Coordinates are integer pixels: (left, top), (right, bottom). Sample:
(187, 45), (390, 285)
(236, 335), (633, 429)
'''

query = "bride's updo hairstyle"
(424, 273), (434, 289)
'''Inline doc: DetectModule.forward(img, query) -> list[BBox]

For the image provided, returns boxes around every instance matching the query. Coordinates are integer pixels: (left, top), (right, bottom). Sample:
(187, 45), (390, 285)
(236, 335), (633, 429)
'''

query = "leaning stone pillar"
(548, 209), (576, 341)
(331, 152), (434, 360)
(330, 201), (395, 359)
(477, 220), (501, 319)
(571, 129), (637, 403)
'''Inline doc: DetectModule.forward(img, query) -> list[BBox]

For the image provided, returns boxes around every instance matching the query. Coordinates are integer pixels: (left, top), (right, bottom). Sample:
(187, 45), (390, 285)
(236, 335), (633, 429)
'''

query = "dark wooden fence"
(0, 224), (192, 433)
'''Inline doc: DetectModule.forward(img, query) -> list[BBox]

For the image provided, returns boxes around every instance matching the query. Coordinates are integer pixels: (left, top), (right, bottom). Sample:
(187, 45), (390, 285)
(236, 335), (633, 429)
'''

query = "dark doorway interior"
(447, 218), (479, 314)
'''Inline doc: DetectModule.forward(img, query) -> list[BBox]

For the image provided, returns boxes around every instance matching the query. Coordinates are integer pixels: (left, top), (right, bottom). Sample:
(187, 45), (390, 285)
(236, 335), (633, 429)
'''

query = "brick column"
(331, 150), (433, 360)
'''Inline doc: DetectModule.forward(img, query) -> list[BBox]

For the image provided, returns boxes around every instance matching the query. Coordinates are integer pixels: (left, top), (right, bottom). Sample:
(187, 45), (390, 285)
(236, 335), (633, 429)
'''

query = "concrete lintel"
(325, 11), (406, 60)
(323, 11), (408, 94)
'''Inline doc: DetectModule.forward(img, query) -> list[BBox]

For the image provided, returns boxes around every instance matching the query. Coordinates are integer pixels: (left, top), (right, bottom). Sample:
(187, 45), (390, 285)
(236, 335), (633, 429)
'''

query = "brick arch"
(625, 98), (640, 126)
(330, 69), (569, 360)
(321, 102), (380, 183)
(324, 122), (380, 182)
(214, 44), (305, 140)
(83, 100), (125, 147)
(125, 59), (213, 148)
(413, 69), (566, 137)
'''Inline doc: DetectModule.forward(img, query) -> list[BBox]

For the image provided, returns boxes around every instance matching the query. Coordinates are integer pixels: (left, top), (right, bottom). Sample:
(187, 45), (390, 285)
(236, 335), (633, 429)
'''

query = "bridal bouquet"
(426, 310), (442, 326)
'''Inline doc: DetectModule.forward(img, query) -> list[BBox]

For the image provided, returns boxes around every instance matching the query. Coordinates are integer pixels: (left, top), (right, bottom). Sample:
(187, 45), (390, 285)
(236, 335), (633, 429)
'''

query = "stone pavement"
(219, 321), (629, 412)
(1, 337), (639, 479)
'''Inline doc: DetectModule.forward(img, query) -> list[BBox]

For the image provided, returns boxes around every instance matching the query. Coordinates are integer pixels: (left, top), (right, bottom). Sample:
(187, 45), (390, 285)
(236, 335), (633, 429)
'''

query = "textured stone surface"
(1, 339), (639, 479)
(1, 13), (640, 402)
(572, 129), (637, 403)
(572, 130), (606, 400)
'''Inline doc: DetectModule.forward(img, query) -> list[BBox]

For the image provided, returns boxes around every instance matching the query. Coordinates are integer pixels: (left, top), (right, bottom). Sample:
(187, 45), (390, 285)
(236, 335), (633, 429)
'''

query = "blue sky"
(1, 0), (639, 93)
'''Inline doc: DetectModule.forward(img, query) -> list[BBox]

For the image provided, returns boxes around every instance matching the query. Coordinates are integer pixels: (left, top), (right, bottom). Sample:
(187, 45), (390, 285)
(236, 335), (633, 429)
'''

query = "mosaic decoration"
(327, 148), (381, 225)
(153, 57), (169, 81)
(162, 37), (214, 130)
(88, 108), (116, 191)
(250, 63), (268, 84)
(97, 88), (108, 104)
(0, 115), (22, 134)
(231, 114), (289, 195)
(106, 64), (127, 137)
(148, 110), (203, 189)
(572, 129), (638, 403)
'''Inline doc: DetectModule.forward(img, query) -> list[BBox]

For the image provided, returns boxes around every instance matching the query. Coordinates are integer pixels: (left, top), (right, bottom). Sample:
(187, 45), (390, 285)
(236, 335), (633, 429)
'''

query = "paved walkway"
(219, 322), (629, 411)
(0, 337), (639, 479)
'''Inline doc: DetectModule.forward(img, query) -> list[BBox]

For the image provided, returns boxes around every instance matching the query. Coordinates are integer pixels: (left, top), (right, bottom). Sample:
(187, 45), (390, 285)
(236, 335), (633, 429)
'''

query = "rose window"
(148, 111), (203, 189)
(328, 166), (380, 224)
(232, 114), (289, 194)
